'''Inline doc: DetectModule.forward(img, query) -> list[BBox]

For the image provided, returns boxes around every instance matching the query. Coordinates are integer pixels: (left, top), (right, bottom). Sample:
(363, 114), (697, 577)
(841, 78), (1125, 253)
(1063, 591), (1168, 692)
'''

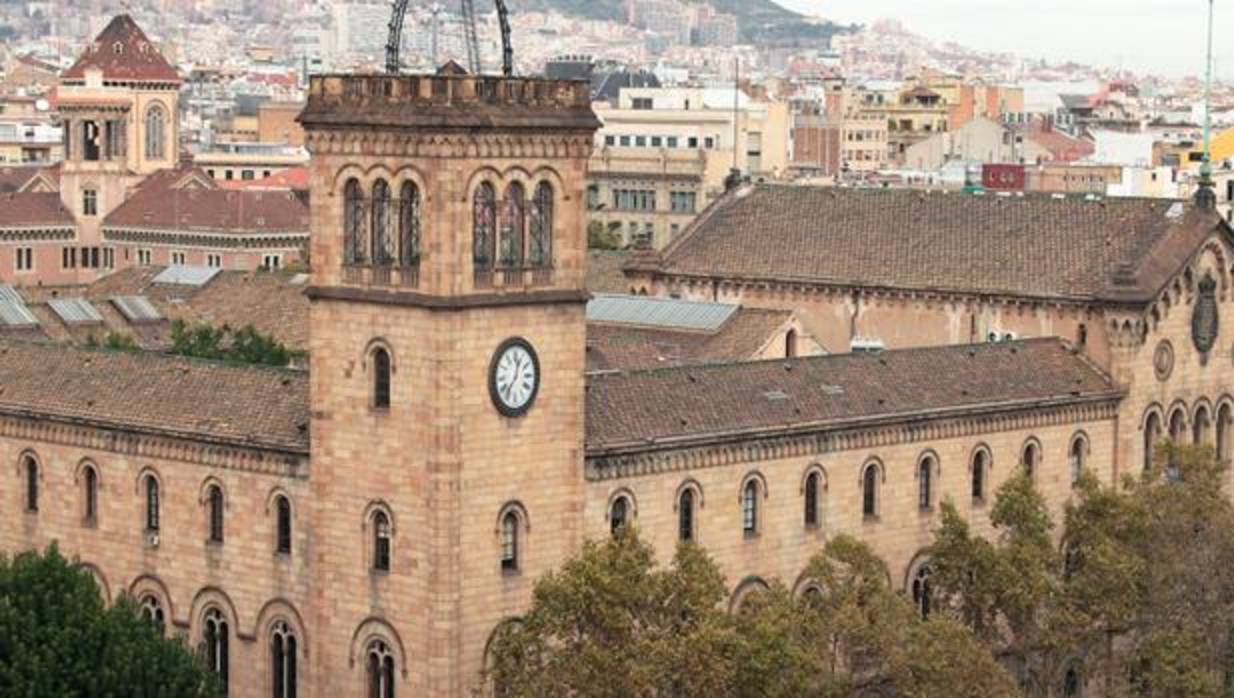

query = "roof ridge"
(0, 336), (306, 378)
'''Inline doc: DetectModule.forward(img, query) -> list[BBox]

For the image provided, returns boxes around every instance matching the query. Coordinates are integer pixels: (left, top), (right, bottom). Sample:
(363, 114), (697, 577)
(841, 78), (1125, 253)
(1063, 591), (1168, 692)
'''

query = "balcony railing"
(474, 266), (555, 290)
(342, 264), (420, 289)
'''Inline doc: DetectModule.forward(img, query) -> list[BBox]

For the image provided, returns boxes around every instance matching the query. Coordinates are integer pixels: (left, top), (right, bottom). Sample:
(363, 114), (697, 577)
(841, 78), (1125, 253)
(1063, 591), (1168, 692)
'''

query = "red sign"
(983, 164), (1026, 190)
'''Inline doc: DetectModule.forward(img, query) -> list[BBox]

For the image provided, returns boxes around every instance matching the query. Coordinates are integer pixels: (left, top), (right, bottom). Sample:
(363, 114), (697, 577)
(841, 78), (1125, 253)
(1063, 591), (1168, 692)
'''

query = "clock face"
(489, 338), (540, 417)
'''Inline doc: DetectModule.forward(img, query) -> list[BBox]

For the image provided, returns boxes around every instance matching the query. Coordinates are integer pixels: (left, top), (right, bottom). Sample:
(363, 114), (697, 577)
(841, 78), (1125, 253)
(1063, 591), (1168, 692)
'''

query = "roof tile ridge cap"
(1052, 336), (1118, 385)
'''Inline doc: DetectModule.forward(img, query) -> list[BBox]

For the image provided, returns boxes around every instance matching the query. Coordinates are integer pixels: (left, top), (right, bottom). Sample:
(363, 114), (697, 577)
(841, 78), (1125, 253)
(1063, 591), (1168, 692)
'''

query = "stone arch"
(362, 337), (398, 374)
(362, 499), (398, 536)
(1167, 400), (1190, 442)
(465, 166), (505, 201)
(1192, 398), (1215, 446)
(253, 597), (309, 650)
(72, 457), (100, 485)
(133, 465), (163, 495)
(791, 570), (825, 601)
(494, 500), (530, 533)
(737, 470), (769, 502)
(673, 478), (705, 510)
(729, 576), (771, 613)
(331, 163), (370, 193)
(265, 486), (296, 515)
(605, 487), (638, 525)
(189, 586), (242, 642)
(347, 617), (408, 676)
(15, 448), (41, 477)
(129, 574), (176, 622)
(904, 551), (933, 618)
(78, 562), (111, 603)
(799, 463), (828, 493)
(197, 475), (228, 507)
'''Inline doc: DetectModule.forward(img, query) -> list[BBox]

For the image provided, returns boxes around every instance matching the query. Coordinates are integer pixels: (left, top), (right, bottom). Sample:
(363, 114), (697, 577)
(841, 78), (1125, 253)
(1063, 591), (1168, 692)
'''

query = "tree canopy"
(0, 545), (221, 697)
(169, 319), (297, 367)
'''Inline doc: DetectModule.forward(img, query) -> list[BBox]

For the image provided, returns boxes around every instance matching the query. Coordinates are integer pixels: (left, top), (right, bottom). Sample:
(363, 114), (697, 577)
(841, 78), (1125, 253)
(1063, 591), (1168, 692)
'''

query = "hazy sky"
(774, 0), (1223, 79)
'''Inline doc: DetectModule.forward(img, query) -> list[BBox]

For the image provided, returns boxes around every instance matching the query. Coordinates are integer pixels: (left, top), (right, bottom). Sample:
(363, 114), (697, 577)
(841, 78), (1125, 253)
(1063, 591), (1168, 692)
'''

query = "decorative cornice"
(0, 411), (308, 476)
(0, 226), (76, 241)
(306, 285), (589, 311)
(304, 130), (595, 161)
(102, 227), (308, 249)
(584, 398), (1121, 481)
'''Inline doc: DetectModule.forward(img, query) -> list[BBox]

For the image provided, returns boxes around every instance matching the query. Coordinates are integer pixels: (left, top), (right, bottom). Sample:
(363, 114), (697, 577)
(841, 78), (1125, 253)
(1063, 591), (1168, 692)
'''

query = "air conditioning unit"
(146, 531), (160, 547)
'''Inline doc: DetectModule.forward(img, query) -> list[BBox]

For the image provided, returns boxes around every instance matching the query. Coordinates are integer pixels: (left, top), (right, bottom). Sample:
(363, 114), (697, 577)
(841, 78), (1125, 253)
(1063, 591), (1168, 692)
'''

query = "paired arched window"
(24, 455), (38, 512)
(1218, 403), (1233, 461)
(971, 448), (989, 503)
(144, 104), (166, 160)
(144, 475), (160, 533)
(82, 464), (98, 523)
(271, 620), (298, 698)
(910, 563), (932, 618)
(372, 511), (391, 573)
(344, 178), (367, 264)
(207, 484), (224, 543)
(276, 496), (292, 555)
(1069, 435), (1087, 486)
(372, 347), (391, 409)
(529, 182), (554, 267)
(398, 182), (421, 267)
(371, 179), (392, 265)
(1021, 440), (1040, 481)
(862, 462), (879, 518)
(140, 594), (165, 634)
(678, 487), (696, 543)
(803, 470), (821, 528)
(1144, 410), (1163, 470)
(367, 639), (396, 698)
(203, 607), (230, 690)
(473, 183), (497, 271)
(609, 494), (631, 536)
(741, 478), (760, 537)
(500, 510), (520, 573)
(917, 454), (935, 511)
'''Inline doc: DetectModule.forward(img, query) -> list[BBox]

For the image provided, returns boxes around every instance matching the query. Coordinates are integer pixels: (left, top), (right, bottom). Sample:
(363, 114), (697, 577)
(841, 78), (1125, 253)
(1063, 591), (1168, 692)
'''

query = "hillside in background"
(506, 0), (855, 45)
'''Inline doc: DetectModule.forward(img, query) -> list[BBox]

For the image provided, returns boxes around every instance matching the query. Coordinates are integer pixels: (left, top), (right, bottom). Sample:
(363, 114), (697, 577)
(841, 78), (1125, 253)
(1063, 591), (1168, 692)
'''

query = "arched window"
(207, 484), (224, 543)
(678, 488), (695, 543)
(1021, 440), (1040, 481)
(24, 455), (38, 512)
(785, 329), (798, 358)
(1218, 403), (1233, 461)
(372, 347), (391, 409)
(500, 510), (520, 573)
(804, 471), (821, 528)
(910, 563), (932, 619)
(141, 594), (165, 633)
(473, 182), (497, 271)
(276, 496), (292, 554)
(609, 495), (630, 536)
(862, 463), (879, 518)
(203, 607), (229, 690)
(344, 179), (367, 264)
(144, 104), (166, 160)
(1144, 410), (1163, 470)
(1069, 435), (1086, 486)
(367, 639), (396, 698)
(397, 181), (420, 268)
(1168, 408), (1187, 444)
(741, 479), (759, 537)
(499, 182), (525, 268)
(917, 455), (935, 511)
(372, 511), (391, 573)
(1077, 323), (1088, 347)
(371, 179), (392, 265)
(971, 448), (988, 503)
(528, 182), (554, 267)
(271, 620), (298, 698)
(83, 465), (98, 523)
(144, 476), (160, 533)
(1194, 404), (1212, 447)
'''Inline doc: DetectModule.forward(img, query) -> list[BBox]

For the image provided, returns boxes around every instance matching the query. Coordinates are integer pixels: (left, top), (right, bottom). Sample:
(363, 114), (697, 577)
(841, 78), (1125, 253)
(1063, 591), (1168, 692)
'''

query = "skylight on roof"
(0, 285), (37, 327)
(48, 298), (103, 325)
(110, 295), (163, 323)
(586, 294), (739, 332)
(153, 265), (221, 287)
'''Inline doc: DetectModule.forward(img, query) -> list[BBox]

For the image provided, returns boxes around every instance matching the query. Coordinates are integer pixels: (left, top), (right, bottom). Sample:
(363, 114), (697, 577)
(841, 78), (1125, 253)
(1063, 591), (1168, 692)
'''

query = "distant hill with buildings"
(511, 0), (855, 45)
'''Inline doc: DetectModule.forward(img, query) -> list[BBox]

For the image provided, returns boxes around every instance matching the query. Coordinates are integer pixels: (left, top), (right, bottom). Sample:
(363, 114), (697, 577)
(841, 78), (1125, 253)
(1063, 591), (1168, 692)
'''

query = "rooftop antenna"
(1198, 0), (1217, 209)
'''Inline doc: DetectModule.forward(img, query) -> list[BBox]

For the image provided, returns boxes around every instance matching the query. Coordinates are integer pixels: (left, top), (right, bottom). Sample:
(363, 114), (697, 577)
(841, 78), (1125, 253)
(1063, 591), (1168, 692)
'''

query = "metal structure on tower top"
(386, 0), (513, 76)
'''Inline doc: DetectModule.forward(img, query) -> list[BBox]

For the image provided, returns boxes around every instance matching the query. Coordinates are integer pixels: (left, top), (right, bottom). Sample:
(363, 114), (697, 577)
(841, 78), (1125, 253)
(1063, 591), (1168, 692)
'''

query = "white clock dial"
(490, 339), (540, 416)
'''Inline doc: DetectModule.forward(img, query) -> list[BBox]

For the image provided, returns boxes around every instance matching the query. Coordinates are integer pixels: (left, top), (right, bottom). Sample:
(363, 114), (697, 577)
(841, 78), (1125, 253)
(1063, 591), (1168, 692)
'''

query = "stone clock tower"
(298, 73), (599, 696)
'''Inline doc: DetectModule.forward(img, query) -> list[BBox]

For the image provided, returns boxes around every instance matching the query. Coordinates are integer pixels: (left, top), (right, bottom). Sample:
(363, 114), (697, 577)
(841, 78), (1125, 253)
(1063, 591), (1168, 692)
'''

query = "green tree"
(0, 545), (220, 696)
(588, 221), (622, 251)
(103, 331), (141, 352)
(169, 319), (295, 367)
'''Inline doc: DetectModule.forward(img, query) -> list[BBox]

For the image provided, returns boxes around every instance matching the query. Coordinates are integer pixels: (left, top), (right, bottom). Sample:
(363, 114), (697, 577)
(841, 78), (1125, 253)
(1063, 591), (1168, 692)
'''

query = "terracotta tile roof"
(217, 167), (310, 191)
(587, 250), (634, 294)
(1027, 129), (1094, 161)
(0, 339), (308, 453)
(104, 168), (309, 234)
(0, 192), (75, 227)
(586, 307), (793, 371)
(0, 166), (44, 193)
(61, 15), (180, 83)
(585, 338), (1119, 453)
(654, 185), (1225, 304)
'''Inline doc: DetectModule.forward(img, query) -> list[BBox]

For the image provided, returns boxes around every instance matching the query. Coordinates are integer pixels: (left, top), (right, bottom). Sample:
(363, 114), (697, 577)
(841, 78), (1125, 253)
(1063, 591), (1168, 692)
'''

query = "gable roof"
(585, 338), (1119, 454)
(104, 167), (309, 233)
(61, 15), (180, 83)
(0, 192), (75, 228)
(0, 339), (308, 453)
(650, 185), (1225, 305)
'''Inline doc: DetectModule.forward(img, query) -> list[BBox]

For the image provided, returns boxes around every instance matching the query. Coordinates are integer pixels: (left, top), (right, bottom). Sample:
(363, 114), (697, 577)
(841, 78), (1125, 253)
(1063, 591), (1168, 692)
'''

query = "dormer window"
(113, 42), (124, 55)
